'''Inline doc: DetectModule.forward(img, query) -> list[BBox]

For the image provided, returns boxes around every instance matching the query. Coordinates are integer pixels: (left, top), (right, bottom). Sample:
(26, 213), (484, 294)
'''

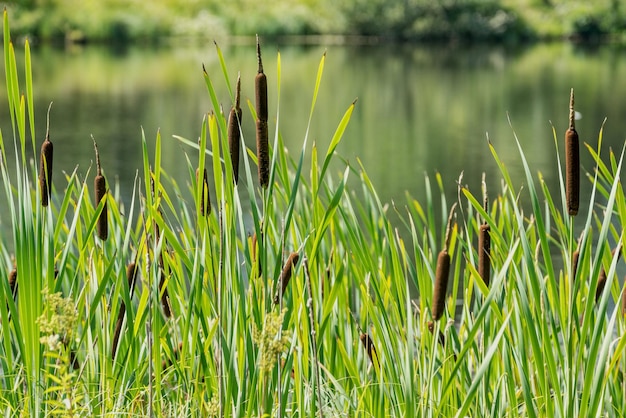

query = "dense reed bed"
(1, 11), (626, 416)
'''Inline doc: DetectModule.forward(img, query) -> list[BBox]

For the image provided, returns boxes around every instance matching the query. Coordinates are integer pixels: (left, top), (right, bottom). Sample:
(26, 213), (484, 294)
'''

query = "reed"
(228, 74), (242, 184)
(255, 35), (269, 188)
(274, 252), (299, 304)
(93, 138), (108, 241)
(565, 88), (579, 216)
(431, 204), (456, 321)
(38, 103), (54, 207)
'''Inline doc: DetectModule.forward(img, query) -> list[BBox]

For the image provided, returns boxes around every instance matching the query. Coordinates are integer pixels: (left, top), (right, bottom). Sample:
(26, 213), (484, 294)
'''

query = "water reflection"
(1, 41), (624, 223)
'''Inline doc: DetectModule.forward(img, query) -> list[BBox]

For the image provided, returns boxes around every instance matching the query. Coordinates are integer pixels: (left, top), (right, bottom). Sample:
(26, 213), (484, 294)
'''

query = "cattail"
(256, 119), (270, 188)
(8, 268), (17, 299)
(596, 269), (607, 303)
(93, 138), (108, 241)
(255, 35), (269, 188)
(432, 204), (456, 321)
(228, 74), (242, 184)
(477, 176), (490, 286)
(427, 320), (446, 346)
(274, 252), (299, 304)
(359, 333), (378, 368)
(196, 167), (211, 216)
(39, 103), (54, 207)
(596, 246), (622, 303)
(112, 262), (138, 358)
(565, 88), (579, 216)
(478, 224), (490, 285)
(256, 120), (269, 188)
(255, 35), (268, 123)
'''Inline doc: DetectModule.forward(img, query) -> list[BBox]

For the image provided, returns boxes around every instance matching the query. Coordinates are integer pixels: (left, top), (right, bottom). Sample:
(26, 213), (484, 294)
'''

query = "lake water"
(1, 41), (625, 223)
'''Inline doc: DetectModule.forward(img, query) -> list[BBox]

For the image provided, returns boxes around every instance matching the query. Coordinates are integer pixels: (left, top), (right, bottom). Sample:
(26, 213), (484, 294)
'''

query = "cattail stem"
(565, 88), (579, 216)
(621, 277), (626, 316)
(478, 175), (491, 286)
(93, 137), (108, 241)
(274, 252), (299, 304)
(228, 74), (242, 183)
(571, 233), (583, 283)
(39, 102), (54, 207)
(303, 257), (324, 417)
(432, 203), (456, 321)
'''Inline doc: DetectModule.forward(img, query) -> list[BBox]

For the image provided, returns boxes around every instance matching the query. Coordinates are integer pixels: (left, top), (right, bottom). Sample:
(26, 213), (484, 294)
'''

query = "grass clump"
(2, 9), (626, 417)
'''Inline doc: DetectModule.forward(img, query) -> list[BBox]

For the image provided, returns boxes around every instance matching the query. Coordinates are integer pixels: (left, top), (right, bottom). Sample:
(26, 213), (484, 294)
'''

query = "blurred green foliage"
(3, 0), (625, 42)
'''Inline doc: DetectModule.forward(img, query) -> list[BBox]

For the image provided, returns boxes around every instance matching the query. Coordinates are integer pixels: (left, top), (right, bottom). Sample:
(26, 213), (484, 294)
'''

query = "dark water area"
(1, 41), (625, 236)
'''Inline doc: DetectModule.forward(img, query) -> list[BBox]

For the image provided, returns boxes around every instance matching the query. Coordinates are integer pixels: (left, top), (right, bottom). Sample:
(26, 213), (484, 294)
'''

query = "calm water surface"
(2, 41), (625, 226)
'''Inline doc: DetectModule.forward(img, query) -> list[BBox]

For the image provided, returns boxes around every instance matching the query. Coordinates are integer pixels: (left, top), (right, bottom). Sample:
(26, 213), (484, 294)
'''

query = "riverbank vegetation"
(2, 9), (626, 416)
(3, 0), (626, 43)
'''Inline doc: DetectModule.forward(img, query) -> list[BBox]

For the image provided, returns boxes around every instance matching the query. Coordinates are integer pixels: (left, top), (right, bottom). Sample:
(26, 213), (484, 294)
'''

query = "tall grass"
(1, 10), (626, 416)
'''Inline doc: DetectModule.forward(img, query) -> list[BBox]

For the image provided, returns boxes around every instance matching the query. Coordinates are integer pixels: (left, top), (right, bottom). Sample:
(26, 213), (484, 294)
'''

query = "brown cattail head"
(478, 224), (491, 286)
(432, 205), (456, 321)
(274, 252), (299, 304)
(196, 167), (211, 216)
(256, 119), (269, 188)
(596, 269), (607, 303)
(432, 250), (451, 321)
(228, 74), (243, 184)
(39, 103), (54, 207)
(359, 333), (378, 368)
(93, 138), (108, 241)
(571, 249), (580, 282)
(427, 320), (446, 346)
(571, 233), (583, 283)
(565, 88), (579, 216)
(8, 267), (17, 299)
(255, 35), (268, 123)
(478, 176), (491, 286)
(126, 262), (138, 289)
(596, 246), (622, 303)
